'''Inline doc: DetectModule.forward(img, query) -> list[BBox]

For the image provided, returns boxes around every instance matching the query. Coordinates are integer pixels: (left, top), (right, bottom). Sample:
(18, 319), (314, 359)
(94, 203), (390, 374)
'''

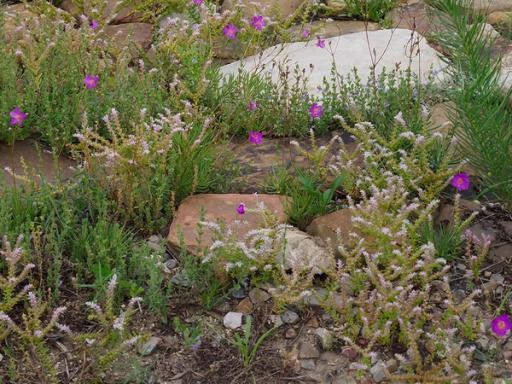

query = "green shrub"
(344, 0), (398, 21)
(428, 0), (512, 207)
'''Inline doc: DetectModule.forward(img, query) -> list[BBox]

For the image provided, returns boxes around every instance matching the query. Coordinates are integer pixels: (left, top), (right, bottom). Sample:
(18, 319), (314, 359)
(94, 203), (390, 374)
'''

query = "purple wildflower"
(9, 106), (28, 126)
(303, 29), (310, 38)
(90, 19), (99, 30)
(223, 23), (238, 40)
(309, 103), (323, 119)
(237, 203), (246, 215)
(450, 172), (470, 192)
(248, 131), (263, 145)
(248, 100), (258, 111)
(192, 0), (204, 5)
(251, 15), (266, 31)
(84, 75), (99, 89)
(491, 314), (512, 337)
(316, 37), (326, 48)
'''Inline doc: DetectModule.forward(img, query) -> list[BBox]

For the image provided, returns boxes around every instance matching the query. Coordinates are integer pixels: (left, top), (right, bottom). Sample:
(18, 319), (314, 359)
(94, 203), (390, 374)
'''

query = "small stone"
(306, 317), (319, 328)
(299, 340), (320, 359)
(248, 288), (271, 304)
(147, 235), (163, 252)
(386, 358), (398, 373)
(282, 310), (300, 324)
(164, 259), (177, 270)
(269, 315), (283, 328)
(236, 297), (253, 314)
(138, 336), (161, 356)
(485, 271), (492, 278)
(477, 336), (490, 350)
(370, 361), (387, 383)
(341, 346), (359, 361)
(300, 359), (316, 370)
(333, 376), (357, 384)
(285, 327), (297, 339)
(499, 221), (512, 237)
(453, 289), (466, 304)
(491, 273), (505, 285)
(223, 312), (243, 329)
(315, 328), (334, 351)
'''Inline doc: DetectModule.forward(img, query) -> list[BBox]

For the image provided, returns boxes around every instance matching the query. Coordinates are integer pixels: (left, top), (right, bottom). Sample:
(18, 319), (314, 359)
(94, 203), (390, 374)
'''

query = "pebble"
(315, 328), (334, 351)
(341, 346), (359, 361)
(282, 309), (300, 324)
(285, 327), (297, 339)
(299, 340), (320, 359)
(138, 336), (162, 356)
(235, 297), (253, 314)
(300, 359), (317, 370)
(223, 312), (243, 329)
(248, 288), (271, 304)
(370, 361), (387, 383)
(453, 289), (466, 304)
(269, 315), (283, 328)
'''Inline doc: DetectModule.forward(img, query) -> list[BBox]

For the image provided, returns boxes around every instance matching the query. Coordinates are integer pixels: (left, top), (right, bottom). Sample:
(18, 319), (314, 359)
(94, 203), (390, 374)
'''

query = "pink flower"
(303, 29), (310, 38)
(309, 103), (323, 119)
(84, 75), (99, 89)
(316, 37), (326, 48)
(9, 106), (28, 126)
(450, 172), (469, 192)
(223, 23), (238, 39)
(248, 131), (263, 145)
(248, 100), (257, 111)
(251, 15), (266, 31)
(90, 19), (99, 30)
(491, 314), (512, 337)
(192, 0), (203, 5)
(237, 203), (246, 215)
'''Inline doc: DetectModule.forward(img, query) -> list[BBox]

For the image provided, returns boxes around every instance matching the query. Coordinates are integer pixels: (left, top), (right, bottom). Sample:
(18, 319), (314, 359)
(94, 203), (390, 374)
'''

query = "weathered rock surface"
(2, 3), (72, 43)
(306, 208), (354, 254)
(473, 0), (512, 14)
(287, 20), (380, 42)
(220, 29), (445, 97)
(60, 0), (144, 24)
(221, 0), (304, 19)
(167, 194), (288, 254)
(0, 140), (75, 188)
(104, 23), (153, 52)
(279, 228), (335, 274)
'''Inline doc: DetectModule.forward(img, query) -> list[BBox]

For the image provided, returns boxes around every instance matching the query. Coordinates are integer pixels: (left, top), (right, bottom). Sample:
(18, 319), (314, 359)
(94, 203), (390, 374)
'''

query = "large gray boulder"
(219, 29), (445, 97)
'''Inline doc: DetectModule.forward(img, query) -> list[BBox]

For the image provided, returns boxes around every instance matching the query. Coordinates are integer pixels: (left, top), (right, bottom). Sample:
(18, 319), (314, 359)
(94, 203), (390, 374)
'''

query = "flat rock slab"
(0, 140), (75, 188)
(229, 131), (357, 193)
(220, 29), (445, 98)
(287, 20), (381, 42)
(167, 193), (288, 254)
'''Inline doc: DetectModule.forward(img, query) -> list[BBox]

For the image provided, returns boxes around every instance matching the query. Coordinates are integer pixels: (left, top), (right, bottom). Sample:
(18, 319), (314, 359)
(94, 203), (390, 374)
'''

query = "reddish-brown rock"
(104, 23), (153, 51)
(167, 193), (288, 254)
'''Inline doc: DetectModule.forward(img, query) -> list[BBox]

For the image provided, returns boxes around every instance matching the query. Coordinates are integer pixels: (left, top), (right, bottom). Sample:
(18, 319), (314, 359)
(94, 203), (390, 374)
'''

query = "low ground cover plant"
(1, 0), (512, 382)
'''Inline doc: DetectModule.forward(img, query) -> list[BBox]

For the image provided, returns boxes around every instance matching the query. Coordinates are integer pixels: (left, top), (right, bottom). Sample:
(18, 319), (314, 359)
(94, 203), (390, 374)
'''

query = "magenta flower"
(90, 19), (99, 30)
(251, 15), (266, 31)
(83, 75), (99, 89)
(303, 29), (310, 38)
(223, 23), (238, 40)
(9, 106), (28, 127)
(248, 131), (263, 145)
(450, 172), (470, 192)
(316, 37), (326, 48)
(192, 0), (203, 5)
(309, 103), (323, 119)
(237, 203), (246, 215)
(491, 314), (512, 337)
(248, 100), (258, 111)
